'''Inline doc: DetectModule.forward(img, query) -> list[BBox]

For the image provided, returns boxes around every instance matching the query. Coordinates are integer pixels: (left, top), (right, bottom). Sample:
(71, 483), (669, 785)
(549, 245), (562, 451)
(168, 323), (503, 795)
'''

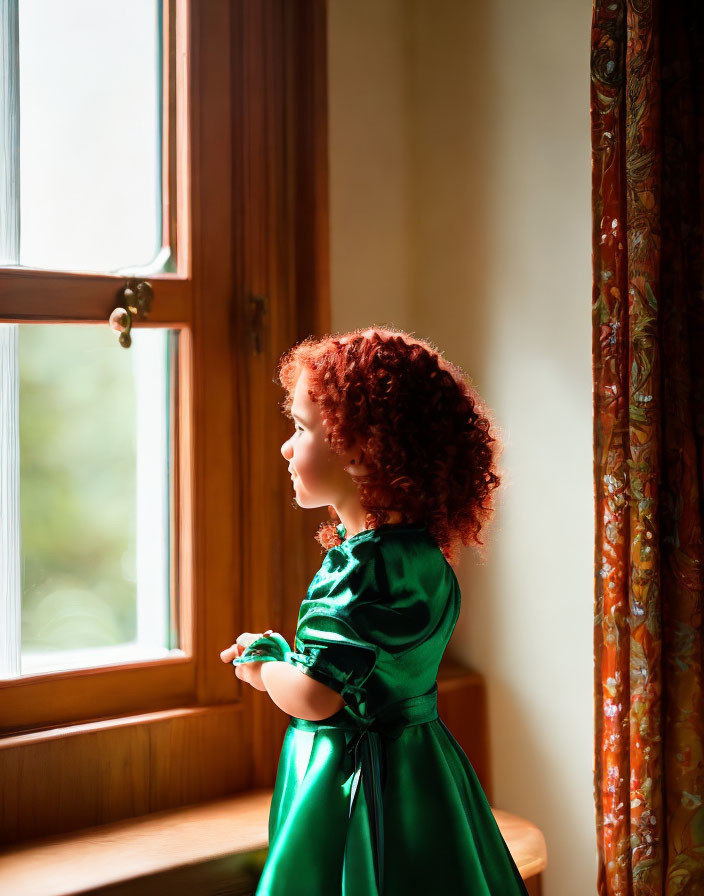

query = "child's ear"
(344, 451), (370, 476)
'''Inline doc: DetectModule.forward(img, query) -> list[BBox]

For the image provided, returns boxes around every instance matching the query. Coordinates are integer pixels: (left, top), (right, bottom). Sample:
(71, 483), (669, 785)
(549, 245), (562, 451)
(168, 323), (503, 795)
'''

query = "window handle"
(109, 279), (155, 348)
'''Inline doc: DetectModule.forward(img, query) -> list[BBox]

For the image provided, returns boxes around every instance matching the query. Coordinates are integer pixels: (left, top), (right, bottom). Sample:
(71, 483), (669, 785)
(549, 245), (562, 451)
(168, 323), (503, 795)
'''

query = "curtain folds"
(592, 1), (704, 893)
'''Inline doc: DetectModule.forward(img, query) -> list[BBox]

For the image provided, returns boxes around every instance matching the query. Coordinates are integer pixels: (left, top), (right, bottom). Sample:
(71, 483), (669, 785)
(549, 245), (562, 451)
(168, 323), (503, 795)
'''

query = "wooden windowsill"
(0, 788), (547, 896)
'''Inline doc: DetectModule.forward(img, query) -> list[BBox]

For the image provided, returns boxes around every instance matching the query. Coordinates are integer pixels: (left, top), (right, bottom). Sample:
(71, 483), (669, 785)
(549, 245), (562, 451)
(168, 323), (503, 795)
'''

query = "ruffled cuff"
(231, 631), (292, 664)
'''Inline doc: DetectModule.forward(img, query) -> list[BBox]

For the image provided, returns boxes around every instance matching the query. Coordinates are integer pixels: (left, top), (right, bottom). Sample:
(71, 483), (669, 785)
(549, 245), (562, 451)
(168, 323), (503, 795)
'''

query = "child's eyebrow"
(291, 411), (307, 423)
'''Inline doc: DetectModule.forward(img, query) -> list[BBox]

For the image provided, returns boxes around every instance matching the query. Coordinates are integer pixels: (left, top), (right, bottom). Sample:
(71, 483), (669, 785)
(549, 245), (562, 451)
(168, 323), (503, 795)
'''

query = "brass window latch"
(109, 280), (154, 348)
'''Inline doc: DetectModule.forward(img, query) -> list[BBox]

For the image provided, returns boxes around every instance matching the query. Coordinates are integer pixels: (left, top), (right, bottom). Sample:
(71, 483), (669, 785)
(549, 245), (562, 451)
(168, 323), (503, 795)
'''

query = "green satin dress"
(233, 523), (529, 896)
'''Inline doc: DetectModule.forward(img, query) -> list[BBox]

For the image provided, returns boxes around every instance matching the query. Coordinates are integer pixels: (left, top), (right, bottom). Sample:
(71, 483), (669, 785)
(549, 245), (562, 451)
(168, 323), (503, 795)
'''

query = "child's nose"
(281, 440), (292, 459)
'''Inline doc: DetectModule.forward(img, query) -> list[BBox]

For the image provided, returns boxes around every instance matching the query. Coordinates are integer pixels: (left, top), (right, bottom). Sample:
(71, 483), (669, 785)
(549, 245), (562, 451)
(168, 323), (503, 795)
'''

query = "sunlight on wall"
(328, 1), (595, 893)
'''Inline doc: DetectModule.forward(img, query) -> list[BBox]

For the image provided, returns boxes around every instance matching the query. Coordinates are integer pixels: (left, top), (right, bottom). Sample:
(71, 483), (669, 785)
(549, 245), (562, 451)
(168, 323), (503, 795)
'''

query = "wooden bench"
(0, 788), (547, 895)
(0, 662), (546, 894)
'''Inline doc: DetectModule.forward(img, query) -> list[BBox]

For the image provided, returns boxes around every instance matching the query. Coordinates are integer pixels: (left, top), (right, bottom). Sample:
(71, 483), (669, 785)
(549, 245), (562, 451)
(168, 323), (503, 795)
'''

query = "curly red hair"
(276, 326), (504, 567)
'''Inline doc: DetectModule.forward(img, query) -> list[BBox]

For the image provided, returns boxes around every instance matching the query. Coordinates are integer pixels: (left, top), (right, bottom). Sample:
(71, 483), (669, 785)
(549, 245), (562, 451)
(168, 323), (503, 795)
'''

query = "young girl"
(219, 326), (529, 896)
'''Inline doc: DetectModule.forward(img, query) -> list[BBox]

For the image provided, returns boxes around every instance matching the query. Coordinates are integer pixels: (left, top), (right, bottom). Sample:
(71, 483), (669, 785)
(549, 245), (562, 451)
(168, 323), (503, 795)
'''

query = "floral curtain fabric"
(592, 1), (704, 893)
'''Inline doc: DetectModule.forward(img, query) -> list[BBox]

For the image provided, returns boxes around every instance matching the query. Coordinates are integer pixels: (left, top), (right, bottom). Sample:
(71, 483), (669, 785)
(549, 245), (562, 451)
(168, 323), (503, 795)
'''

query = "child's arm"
(260, 661), (345, 720)
(220, 639), (345, 720)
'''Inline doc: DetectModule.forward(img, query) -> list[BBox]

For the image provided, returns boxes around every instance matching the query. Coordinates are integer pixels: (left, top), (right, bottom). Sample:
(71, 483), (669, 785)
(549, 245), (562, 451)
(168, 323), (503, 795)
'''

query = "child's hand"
(233, 660), (267, 691)
(220, 631), (275, 693)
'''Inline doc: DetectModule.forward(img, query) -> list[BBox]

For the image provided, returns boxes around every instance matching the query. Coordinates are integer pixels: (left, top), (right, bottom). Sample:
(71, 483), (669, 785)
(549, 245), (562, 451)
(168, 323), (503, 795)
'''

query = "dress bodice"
(289, 524), (461, 718)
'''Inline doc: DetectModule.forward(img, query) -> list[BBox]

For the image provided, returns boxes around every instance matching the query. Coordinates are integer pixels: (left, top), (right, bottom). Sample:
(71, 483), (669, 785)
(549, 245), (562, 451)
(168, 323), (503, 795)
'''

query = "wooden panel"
(229, 0), (331, 791)
(437, 658), (492, 801)
(0, 657), (196, 736)
(0, 705), (250, 845)
(189, 0), (237, 711)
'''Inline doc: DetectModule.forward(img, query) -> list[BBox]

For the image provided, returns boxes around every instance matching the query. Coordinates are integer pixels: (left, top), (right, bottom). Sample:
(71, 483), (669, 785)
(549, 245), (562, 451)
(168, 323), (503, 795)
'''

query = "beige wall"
(328, 1), (595, 894)
(327, 0), (410, 326)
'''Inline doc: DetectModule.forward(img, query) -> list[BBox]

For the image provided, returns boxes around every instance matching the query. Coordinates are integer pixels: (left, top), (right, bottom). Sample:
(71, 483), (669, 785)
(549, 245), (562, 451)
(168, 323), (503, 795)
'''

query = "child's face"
(280, 367), (355, 510)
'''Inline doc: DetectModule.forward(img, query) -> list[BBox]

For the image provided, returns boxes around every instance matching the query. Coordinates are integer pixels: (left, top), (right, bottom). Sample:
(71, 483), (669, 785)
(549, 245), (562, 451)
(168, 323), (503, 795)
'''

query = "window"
(0, 0), (331, 847)
(2, 324), (178, 678)
(10, 0), (164, 274)
(0, 0), (194, 732)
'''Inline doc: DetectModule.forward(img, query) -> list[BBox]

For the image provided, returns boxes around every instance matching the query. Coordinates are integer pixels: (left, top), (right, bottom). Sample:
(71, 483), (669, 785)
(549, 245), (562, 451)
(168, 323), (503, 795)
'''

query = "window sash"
(0, 0), (197, 732)
(1, 326), (176, 679)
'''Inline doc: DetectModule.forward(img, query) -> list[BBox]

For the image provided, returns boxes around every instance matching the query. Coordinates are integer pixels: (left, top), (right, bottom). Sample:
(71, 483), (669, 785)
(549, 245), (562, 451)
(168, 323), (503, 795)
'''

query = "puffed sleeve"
(284, 537), (386, 707)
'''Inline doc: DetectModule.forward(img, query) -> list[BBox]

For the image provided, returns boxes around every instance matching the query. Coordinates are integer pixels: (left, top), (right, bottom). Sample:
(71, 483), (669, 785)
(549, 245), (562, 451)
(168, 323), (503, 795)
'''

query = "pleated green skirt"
(254, 712), (529, 895)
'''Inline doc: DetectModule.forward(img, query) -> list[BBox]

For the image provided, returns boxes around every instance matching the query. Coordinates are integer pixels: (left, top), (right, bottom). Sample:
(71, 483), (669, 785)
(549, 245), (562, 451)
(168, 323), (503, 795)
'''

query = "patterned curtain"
(592, 1), (704, 894)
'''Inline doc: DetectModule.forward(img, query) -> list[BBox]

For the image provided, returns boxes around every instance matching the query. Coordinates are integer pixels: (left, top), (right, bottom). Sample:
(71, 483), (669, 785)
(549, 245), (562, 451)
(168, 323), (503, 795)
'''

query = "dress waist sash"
(289, 681), (439, 896)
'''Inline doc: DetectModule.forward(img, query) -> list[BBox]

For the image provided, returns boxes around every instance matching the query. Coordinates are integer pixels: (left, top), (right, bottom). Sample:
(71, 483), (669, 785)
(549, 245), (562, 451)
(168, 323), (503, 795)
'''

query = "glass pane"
(2, 324), (179, 676)
(17, 0), (162, 273)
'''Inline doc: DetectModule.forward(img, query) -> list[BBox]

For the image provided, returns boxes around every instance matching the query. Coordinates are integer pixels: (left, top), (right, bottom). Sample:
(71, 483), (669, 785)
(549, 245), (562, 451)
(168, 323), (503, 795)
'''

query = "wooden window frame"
(0, 0), (198, 734)
(0, 0), (331, 846)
